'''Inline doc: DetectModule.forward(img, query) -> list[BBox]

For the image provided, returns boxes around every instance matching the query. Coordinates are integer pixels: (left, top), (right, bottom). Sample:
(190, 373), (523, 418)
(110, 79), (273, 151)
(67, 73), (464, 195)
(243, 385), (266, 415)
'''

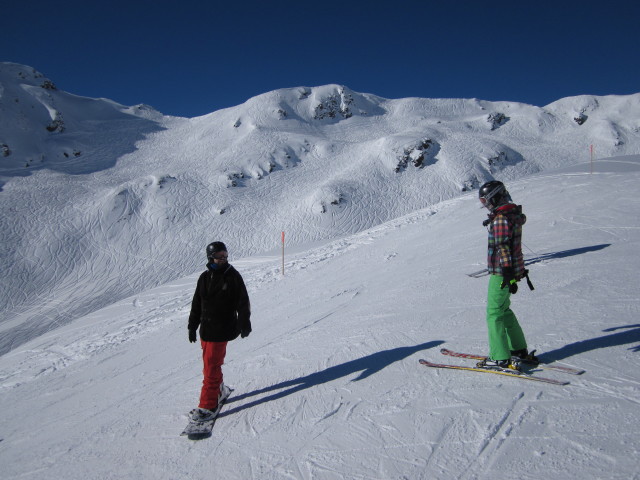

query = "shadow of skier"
(219, 340), (444, 417)
(468, 244), (610, 278)
(524, 244), (610, 266)
(540, 324), (640, 363)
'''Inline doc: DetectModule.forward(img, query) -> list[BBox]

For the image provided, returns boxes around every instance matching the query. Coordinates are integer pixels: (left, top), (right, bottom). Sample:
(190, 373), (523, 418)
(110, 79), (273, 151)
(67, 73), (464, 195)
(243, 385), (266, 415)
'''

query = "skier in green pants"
(477, 181), (537, 370)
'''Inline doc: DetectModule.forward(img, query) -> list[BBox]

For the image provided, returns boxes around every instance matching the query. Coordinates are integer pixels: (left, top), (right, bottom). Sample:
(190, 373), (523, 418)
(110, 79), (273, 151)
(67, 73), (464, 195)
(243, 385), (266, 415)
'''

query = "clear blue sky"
(2, 0), (638, 118)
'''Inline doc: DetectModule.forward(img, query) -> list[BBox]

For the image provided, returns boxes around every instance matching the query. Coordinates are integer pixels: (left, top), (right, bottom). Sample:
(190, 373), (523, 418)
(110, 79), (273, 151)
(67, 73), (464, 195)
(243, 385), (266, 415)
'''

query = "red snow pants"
(198, 340), (228, 410)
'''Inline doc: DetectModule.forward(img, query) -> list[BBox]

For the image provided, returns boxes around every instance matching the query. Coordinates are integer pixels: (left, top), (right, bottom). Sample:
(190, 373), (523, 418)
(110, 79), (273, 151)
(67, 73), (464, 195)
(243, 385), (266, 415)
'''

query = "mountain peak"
(0, 62), (54, 89)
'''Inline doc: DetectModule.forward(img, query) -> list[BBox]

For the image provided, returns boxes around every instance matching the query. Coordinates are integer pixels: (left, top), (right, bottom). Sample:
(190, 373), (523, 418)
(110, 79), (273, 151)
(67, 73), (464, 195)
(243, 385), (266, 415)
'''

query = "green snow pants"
(486, 274), (527, 361)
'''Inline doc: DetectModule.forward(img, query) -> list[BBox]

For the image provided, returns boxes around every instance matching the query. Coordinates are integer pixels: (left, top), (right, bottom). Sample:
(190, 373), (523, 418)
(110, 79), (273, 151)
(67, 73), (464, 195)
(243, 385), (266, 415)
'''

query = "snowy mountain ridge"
(1, 62), (639, 355)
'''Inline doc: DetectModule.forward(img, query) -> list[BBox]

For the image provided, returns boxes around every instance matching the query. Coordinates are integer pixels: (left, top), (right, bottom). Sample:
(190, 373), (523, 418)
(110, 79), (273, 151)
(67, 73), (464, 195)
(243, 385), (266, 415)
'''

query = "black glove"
(240, 326), (251, 338)
(501, 268), (518, 294)
(189, 329), (197, 343)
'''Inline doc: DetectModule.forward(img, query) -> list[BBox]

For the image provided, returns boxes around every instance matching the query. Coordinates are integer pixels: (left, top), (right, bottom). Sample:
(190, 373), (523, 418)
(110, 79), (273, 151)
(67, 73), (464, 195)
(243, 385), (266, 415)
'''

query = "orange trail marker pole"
(281, 231), (285, 276)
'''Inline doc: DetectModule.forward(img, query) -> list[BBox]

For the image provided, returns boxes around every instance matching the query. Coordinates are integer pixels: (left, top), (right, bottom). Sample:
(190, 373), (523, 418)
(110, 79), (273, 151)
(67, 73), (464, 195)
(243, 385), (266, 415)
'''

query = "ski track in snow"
(0, 202), (440, 390)
(0, 160), (639, 479)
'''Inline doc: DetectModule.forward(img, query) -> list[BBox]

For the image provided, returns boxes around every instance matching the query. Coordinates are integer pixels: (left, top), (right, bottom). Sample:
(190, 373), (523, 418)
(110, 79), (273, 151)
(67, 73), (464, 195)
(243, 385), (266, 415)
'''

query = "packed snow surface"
(1, 63), (639, 478)
(1, 156), (639, 479)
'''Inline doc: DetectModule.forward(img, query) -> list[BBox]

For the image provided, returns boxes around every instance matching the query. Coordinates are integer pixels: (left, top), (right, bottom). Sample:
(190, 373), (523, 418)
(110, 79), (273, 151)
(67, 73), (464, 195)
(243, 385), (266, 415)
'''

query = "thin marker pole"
(281, 231), (285, 276)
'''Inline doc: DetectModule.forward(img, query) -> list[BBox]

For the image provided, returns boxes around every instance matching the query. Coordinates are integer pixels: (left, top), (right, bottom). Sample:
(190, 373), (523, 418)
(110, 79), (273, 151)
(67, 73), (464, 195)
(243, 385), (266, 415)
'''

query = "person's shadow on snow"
(524, 243), (610, 267)
(219, 340), (444, 417)
(540, 324), (640, 363)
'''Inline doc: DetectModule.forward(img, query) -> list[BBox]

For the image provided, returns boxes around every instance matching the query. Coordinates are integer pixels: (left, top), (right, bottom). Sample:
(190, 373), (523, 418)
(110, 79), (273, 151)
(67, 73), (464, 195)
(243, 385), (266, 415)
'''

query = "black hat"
(206, 241), (227, 260)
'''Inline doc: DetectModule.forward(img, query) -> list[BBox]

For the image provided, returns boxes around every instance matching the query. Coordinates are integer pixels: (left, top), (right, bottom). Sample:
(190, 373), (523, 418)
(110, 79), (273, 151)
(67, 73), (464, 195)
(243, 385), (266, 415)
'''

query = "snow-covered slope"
(0, 157), (638, 479)
(2, 62), (640, 356)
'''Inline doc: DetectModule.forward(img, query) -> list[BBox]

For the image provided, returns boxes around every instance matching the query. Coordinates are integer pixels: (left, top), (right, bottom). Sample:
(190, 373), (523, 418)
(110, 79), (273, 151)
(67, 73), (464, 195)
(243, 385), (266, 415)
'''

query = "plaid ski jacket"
(486, 204), (526, 278)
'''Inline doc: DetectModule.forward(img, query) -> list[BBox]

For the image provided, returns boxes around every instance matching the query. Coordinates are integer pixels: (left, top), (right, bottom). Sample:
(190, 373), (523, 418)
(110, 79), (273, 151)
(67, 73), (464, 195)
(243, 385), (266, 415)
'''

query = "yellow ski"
(419, 359), (569, 385)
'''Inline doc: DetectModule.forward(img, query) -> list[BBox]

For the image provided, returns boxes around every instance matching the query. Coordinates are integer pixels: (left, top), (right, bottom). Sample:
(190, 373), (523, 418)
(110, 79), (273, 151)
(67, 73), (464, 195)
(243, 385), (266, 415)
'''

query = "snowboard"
(181, 387), (232, 439)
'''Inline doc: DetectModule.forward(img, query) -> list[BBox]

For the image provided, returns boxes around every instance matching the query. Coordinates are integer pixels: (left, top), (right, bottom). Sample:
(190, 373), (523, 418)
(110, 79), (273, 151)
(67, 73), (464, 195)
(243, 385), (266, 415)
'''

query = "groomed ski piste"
(1, 156), (639, 479)
(1, 63), (639, 478)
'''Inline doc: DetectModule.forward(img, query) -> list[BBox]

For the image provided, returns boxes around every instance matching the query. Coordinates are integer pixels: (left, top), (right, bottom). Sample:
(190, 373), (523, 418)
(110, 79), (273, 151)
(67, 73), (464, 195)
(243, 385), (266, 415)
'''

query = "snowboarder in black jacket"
(188, 241), (251, 419)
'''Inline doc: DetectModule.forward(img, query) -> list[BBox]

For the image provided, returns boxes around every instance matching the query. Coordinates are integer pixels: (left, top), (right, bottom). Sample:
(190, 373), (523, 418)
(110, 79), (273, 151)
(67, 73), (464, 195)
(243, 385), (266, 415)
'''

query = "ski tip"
(556, 367), (586, 375)
(548, 379), (571, 386)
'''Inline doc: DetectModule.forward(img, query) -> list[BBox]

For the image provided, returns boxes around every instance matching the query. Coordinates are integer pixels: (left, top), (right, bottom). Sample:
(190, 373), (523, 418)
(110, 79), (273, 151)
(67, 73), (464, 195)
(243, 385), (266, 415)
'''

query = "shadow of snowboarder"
(220, 340), (444, 417)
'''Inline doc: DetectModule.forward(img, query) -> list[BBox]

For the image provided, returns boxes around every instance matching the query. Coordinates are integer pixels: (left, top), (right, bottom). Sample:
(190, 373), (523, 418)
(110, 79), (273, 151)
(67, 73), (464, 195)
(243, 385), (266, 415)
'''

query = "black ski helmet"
(479, 180), (509, 209)
(206, 241), (227, 261)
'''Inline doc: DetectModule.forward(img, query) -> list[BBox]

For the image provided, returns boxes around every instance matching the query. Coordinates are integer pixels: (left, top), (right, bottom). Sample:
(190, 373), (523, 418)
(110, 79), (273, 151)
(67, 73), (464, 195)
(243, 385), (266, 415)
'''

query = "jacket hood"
(489, 203), (526, 226)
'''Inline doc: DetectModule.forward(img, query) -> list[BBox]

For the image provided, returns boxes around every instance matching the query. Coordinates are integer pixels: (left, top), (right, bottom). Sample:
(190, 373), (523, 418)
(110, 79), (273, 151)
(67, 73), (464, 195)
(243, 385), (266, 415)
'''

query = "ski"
(466, 268), (489, 278)
(440, 348), (585, 375)
(419, 359), (570, 385)
(466, 256), (539, 279)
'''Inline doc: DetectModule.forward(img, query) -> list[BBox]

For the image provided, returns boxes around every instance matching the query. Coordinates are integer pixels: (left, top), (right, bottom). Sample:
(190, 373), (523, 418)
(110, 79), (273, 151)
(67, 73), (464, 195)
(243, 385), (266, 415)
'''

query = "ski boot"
(189, 408), (217, 422)
(511, 349), (540, 366)
(477, 357), (521, 371)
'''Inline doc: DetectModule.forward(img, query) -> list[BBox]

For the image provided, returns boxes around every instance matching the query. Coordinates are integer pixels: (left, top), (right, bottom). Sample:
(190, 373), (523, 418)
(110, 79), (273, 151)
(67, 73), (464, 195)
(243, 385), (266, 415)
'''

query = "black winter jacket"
(188, 264), (251, 342)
